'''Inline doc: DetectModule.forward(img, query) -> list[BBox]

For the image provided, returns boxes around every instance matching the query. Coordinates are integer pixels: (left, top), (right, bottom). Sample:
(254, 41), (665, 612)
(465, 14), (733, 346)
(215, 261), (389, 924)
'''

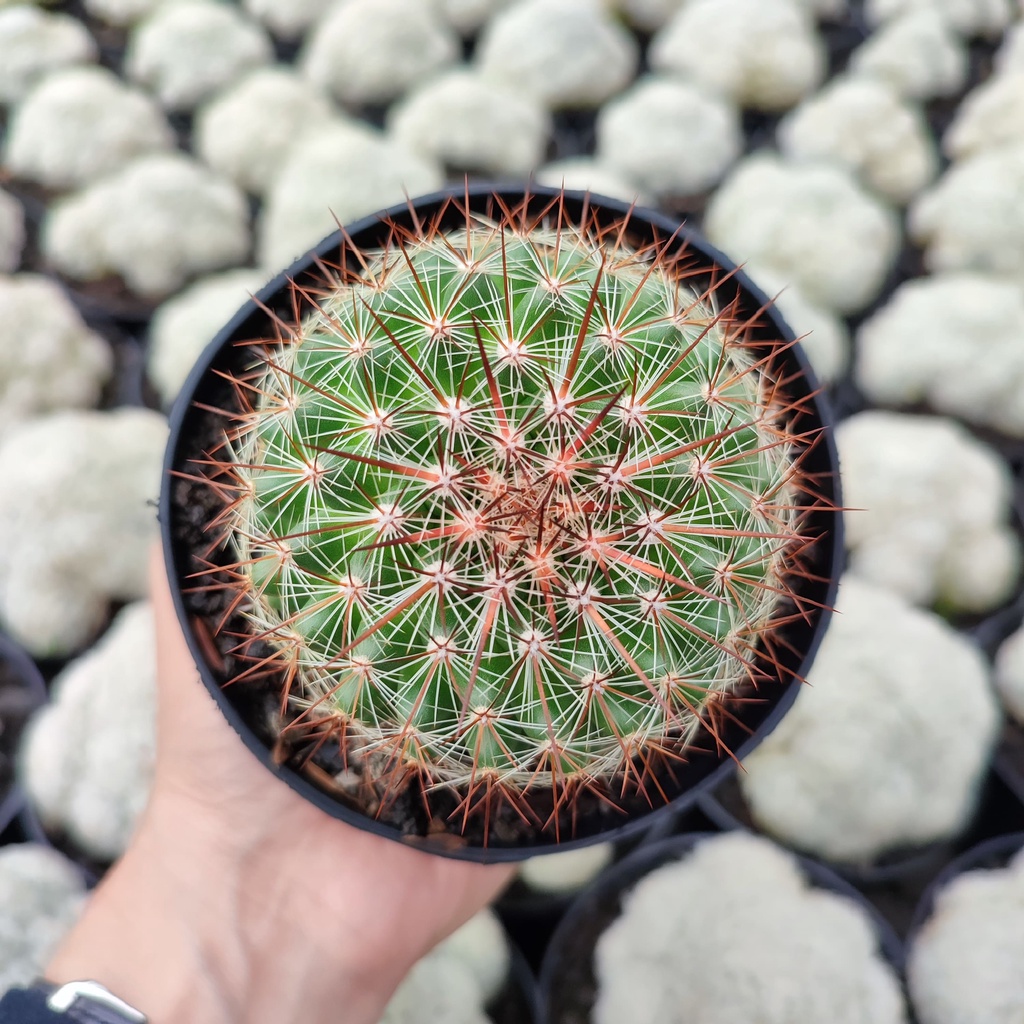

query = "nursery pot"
(906, 830), (1024, 946)
(491, 942), (542, 1024)
(539, 832), (905, 1024)
(160, 183), (842, 862)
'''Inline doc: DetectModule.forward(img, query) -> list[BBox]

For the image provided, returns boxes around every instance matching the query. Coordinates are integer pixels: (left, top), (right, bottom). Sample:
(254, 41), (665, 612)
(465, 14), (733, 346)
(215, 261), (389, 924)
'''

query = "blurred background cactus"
(190, 193), (826, 842)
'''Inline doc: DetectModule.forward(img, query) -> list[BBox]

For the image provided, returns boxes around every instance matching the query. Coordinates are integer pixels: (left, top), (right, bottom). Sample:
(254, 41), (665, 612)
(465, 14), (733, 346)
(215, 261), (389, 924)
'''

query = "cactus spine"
(213, 196), (813, 839)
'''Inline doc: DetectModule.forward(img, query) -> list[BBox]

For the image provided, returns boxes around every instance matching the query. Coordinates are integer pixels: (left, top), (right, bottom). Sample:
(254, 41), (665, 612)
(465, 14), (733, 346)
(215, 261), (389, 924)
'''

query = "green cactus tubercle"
(227, 210), (798, 803)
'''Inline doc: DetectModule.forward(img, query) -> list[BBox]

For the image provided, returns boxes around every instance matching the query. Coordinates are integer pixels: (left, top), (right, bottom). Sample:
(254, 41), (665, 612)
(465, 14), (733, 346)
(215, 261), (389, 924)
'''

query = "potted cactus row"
(161, 185), (840, 860)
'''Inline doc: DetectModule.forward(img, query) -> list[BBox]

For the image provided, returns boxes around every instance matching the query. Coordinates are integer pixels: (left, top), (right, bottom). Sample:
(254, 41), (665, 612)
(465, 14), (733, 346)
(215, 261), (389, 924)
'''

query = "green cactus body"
(228, 211), (797, 810)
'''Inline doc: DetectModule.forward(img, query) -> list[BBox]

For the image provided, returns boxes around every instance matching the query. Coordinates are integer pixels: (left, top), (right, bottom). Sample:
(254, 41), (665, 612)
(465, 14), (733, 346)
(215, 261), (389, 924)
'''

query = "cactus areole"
(162, 186), (842, 860)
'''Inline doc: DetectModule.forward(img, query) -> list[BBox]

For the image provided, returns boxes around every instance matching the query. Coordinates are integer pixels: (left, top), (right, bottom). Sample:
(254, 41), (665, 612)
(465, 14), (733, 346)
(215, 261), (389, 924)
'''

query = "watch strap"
(0, 982), (147, 1024)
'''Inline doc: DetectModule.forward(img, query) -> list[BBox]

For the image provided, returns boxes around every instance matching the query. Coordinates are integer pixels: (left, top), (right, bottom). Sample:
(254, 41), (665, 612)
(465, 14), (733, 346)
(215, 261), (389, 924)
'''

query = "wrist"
(46, 792), (416, 1024)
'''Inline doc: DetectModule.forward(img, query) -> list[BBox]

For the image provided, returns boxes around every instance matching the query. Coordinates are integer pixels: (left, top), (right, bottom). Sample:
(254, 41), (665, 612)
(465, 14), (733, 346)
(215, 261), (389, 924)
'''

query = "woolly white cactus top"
(995, 626), (1024, 725)
(43, 152), (251, 298)
(257, 120), (442, 271)
(797, 0), (850, 15)
(649, 0), (826, 112)
(533, 157), (652, 206)
(742, 264), (849, 383)
(0, 274), (112, 437)
(741, 576), (1000, 863)
(594, 832), (908, 1024)
(477, 0), (639, 109)
(0, 190), (25, 275)
(865, 0), (1014, 36)
(387, 68), (552, 177)
(147, 266), (269, 407)
(126, 1), (273, 111)
(778, 76), (938, 204)
(301, 0), (460, 108)
(194, 67), (335, 197)
(594, 76), (742, 198)
(518, 842), (615, 893)
(943, 71), (1024, 159)
(847, 11), (968, 99)
(381, 910), (509, 1024)
(20, 602), (156, 862)
(242, 0), (334, 40)
(908, 846), (1024, 1024)
(434, 0), (518, 35)
(704, 154), (900, 314)
(0, 5), (96, 105)
(837, 411), (1020, 612)
(995, 22), (1024, 71)
(427, 910), (509, 1004)
(3, 65), (174, 190)
(910, 144), (1024, 279)
(83, 0), (184, 27)
(0, 408), (167, 657)
(0, 844), (87, 995)
(615, 0), (687, 30)
(856, 273), (1024, 436)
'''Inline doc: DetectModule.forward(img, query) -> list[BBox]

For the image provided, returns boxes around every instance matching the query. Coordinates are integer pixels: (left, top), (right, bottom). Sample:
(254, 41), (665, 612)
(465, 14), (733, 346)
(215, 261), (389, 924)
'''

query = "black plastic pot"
(902, 831), (1024, 1024)
(539, 832), (905, 1024)
(906, 830), (1024, 948)
(160, 183), (842, 862)
(490, 942), (542, 1024)
(965, 584), (1024, 803)
(0, 633), (47, 812)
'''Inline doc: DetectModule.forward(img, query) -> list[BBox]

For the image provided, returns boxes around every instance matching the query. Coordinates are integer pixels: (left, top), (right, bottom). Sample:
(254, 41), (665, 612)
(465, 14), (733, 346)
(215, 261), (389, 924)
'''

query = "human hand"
(46, 546), (514, 1024)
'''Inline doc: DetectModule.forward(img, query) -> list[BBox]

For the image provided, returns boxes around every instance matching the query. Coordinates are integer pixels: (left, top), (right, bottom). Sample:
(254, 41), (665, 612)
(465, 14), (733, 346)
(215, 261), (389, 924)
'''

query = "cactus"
(192, 193), (825, 844)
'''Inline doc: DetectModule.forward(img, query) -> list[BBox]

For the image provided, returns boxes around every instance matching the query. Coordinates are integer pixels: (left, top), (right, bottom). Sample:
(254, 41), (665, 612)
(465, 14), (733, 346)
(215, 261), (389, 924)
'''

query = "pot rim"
(159, 182), (843, 862)
(905, 829), (1024, 951)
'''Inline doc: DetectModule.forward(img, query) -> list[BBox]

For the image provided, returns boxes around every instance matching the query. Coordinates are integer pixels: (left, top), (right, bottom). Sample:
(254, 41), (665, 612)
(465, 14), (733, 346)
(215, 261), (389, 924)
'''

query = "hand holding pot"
(44, 545), (513, 1024)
